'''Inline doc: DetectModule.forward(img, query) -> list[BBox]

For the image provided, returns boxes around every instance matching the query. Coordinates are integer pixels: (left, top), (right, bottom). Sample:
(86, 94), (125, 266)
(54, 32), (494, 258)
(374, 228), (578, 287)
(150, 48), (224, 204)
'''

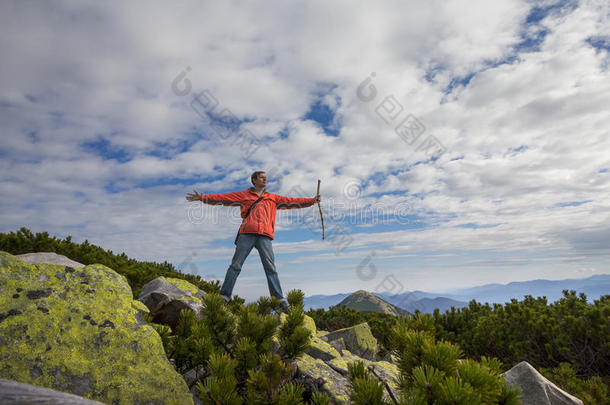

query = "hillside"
(335, 290), (411, 316)
(401, 296), (468, 314)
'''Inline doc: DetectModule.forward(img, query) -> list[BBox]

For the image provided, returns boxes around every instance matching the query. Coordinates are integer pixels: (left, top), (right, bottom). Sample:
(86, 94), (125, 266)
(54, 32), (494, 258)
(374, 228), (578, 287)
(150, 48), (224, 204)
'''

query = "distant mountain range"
(303, 293), (352, 310)
(304, 274), (610, 314)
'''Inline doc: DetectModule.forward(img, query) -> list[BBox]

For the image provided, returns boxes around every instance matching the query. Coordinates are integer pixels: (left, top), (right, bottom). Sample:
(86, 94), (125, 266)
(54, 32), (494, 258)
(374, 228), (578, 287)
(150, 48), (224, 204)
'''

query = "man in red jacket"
(186, 171), (321, 312)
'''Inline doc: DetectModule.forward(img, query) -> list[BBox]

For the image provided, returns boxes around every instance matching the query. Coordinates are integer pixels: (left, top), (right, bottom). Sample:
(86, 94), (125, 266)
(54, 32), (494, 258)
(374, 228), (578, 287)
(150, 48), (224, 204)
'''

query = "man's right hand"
(186, 189), (202, 201)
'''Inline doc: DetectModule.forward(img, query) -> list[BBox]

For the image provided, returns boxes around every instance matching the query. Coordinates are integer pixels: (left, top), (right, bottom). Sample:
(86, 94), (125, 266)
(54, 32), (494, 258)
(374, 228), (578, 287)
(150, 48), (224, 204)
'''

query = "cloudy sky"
(1, 0), (609, 302)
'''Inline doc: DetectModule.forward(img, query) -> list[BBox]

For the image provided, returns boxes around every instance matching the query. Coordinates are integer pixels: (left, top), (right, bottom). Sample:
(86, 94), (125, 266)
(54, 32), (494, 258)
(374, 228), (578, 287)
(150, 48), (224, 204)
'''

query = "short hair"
(251, 171), (266, 185)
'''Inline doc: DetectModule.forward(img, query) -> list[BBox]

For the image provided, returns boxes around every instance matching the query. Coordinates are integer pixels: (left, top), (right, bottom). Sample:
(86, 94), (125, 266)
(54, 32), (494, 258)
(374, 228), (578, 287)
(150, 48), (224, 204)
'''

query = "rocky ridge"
(336, 289), (411, 317)
(0, 251), (584, 405)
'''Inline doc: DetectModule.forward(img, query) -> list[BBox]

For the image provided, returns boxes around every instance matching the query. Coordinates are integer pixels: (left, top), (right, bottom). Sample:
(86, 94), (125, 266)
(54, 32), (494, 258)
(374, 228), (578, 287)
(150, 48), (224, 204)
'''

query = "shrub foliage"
(308, 292), (609, 404)
(0, 227), (220, 297)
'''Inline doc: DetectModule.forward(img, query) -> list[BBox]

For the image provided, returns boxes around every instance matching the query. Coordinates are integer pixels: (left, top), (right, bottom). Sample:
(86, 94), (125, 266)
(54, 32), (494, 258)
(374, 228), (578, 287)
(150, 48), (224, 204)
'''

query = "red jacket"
(199, 187), (316, 240)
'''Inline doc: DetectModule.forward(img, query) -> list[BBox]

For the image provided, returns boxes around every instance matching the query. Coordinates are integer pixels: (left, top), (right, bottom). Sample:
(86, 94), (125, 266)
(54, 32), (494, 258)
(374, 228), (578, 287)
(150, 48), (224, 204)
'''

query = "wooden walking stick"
(317, 179), (325, 240)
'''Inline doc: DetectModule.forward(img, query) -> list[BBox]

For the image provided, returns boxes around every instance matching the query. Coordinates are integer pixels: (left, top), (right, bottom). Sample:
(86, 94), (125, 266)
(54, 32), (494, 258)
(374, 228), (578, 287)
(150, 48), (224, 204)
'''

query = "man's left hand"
(186, 189), (202, 201)
(314, 195), (321, 203)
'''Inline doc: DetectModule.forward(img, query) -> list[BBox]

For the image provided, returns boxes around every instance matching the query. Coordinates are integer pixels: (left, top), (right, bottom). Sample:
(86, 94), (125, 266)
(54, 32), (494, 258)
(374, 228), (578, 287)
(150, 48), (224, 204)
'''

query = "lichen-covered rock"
(296, 353), (350, 405)
(0, 251), (193, 405)
(501, 361), (584, 405)
(326, 357), (349, 376)
(327, 337), (346, 354)
(306, 335), (342, 362)
(0, 377), (106, 404)
(182, 368), (205, 405)
(367, 360), (400, 401)
(303, 314), (317, 335)
(16, 252), (85, 269)
(339, 350), (400, 402)
(130, 299), (150, 316)
(321, 322), (379, 361)
(138, 276), (207, 331)
(380, 350), (398, 364)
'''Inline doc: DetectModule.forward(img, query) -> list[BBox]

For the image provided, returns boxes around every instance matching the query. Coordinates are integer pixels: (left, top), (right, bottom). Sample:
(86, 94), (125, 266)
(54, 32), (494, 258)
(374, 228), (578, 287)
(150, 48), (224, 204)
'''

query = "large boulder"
(303, 313), (317, 334)
(306, 335), (342, 362)
(0, 378), (106, 404)
(291, 316), (399, 404)
(321, 322), (379, 361)
(501, 361), (584, 405)
(16, 252), (84, 268)
(0, 251), (193, 405)
(138, 276), (207, 331)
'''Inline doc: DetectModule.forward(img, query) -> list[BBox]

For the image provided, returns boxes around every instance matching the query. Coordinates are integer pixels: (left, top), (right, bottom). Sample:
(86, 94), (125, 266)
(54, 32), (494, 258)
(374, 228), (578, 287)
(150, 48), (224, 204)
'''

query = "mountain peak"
(353, 289), (374, 296)
(336, 290), (410, 316)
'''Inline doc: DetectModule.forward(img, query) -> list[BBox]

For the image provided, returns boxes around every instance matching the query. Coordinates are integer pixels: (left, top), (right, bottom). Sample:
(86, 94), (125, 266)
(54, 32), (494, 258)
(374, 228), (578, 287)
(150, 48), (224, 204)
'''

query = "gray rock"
(296, 353), (351, 404)
(183, 367), (207, 388)
(501, 361), (584, 405)
(16, 252), (84, 268)
(138, 276), (207, 331)
(327, 337), (346, 354)
(182, 370), (205, 405)
(0, 378), (106, 404)
(322, 323), (378, 361)
(305, 335), (342, 362)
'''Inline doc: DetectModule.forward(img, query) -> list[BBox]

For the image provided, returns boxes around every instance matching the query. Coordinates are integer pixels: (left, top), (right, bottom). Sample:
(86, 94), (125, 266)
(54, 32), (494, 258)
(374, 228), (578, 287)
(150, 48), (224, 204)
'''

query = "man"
(186, 171), (321, 312)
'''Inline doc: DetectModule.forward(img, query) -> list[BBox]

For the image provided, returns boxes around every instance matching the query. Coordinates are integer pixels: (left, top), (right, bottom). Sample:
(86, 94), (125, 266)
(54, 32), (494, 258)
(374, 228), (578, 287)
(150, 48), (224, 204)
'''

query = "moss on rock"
(164, 277), (203, 299)
(130, 299), (150, 314)
(368, 360), (400, 395)
(303, 314), (317, 335)
(326, 357), (349, 376)
(306, 335), (342, 362)
(296, 353), (350, 404)
(322, 322), (379, 361)
(0, 251), (193, 405)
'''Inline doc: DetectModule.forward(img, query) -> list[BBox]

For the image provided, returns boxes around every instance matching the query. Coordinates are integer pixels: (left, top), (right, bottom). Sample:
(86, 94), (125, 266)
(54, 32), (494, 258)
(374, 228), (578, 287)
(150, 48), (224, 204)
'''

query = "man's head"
(251, 171), (267, 187)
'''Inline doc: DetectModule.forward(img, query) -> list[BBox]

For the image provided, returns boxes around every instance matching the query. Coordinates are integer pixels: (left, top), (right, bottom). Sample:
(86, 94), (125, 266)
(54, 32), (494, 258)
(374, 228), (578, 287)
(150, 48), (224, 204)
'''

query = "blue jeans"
(219, 233), (287, 302)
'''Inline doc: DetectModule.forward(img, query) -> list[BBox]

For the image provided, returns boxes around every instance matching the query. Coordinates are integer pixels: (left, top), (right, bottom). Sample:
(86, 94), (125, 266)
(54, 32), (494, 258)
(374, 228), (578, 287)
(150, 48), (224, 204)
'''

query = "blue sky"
(1, 0), (609, 302)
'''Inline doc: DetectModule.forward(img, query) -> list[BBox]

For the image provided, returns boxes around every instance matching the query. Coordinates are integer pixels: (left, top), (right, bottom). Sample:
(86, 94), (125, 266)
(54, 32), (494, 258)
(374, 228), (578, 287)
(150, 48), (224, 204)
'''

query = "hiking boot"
(278, 300), (290, 314)
(220, 294), (231, 304)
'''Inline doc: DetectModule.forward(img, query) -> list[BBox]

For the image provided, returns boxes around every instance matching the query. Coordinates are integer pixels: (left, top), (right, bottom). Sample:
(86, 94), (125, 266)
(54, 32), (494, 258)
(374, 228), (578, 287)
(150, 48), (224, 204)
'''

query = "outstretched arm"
(275, 194), (321, 209)
(185, 189), (245, 206)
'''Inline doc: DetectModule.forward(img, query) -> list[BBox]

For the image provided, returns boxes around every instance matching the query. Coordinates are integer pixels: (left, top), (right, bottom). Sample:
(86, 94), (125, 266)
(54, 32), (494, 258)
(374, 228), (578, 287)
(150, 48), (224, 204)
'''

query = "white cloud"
(1, 0), (609, 300)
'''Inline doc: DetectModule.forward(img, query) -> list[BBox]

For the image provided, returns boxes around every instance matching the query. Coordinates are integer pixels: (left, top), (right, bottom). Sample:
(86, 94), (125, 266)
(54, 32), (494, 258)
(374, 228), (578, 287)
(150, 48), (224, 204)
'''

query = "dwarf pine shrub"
(246, 352), (301, 404)
(151, 290), (331, 404)
(349, 321), (522, 404)
(347, 360), (386, 405)
(198, 353), (242, 405)
(278, 307), (311, 362)
(540, 362), (609, 405)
